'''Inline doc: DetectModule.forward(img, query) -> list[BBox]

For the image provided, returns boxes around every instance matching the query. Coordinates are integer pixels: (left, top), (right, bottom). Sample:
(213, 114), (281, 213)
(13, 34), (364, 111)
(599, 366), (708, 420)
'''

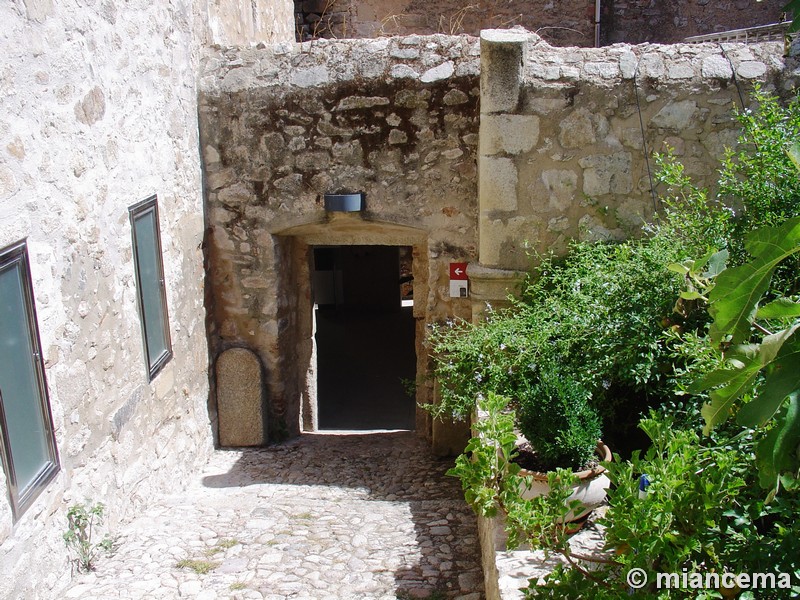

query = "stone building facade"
(1, 0), (799, 596)
(0, 1), (293, 597)
(295, 0), (787, 46)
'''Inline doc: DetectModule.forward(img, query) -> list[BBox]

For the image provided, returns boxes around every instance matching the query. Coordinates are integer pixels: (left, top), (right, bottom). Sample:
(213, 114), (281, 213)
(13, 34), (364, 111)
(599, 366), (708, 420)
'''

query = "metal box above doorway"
(324, 193), (363, 212)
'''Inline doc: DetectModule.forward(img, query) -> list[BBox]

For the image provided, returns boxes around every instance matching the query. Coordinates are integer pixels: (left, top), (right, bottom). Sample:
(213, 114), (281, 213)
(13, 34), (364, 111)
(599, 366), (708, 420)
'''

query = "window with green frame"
(129, 196), (173, 380)
(0, 240), (60, 520)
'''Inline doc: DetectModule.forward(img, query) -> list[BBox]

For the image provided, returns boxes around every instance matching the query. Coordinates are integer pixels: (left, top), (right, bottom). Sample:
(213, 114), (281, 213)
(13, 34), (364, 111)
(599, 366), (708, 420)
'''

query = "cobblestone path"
(60, 431), (485, 600)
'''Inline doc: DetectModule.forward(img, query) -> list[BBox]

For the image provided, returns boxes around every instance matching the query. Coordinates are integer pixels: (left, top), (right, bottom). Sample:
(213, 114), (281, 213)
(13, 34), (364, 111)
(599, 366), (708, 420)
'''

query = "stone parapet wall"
(478, 30), (798, 271)
(199, 31), (798, 444)
(0, 2), (214, 596)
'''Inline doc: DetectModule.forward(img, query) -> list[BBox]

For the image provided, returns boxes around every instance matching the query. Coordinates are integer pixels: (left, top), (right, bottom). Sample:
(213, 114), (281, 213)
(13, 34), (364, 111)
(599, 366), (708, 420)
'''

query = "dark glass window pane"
(130, 197), (172, 379)
(0, 243), (59, 518)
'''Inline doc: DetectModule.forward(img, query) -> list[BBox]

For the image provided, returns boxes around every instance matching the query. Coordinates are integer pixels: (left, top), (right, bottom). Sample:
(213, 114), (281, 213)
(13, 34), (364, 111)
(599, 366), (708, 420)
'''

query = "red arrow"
(450, 262), (468, 280)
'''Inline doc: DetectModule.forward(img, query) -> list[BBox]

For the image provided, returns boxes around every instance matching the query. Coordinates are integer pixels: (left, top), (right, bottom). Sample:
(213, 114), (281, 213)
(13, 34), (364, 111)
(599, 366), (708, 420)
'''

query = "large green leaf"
(704, 249), (729, 278)
(757, 298), (800, 319)
(700, 366), (763, 434)
(756, 423), (783, 490)
(697, 324), (800, 433)
(736, 325), (800, 427)
(707, 217), (800, 345)
(789, 139), (800, 169)
(755, 393), (800, 490)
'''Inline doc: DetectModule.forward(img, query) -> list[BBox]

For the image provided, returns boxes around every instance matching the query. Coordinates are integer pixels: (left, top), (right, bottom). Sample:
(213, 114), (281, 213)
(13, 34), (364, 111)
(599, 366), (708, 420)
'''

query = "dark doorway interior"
(314, 245), (416, 430)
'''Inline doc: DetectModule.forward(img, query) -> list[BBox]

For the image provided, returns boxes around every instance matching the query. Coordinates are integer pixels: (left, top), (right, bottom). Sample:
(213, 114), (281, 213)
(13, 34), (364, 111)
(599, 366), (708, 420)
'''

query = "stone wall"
(199, 35), (482, 441)
(476, 30), (798, 273)
(296, 0), (786, 46)
(0, 1), (217, 596)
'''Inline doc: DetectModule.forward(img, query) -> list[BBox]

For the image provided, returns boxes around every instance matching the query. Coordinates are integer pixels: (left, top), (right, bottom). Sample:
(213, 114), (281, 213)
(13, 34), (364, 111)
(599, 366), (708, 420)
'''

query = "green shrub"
(523, 236), (686, 395)
(427, 231), (697, 446)
(663, 88), (800, 491)
(659, 86), (800, 295)
(527, 412), (800, 598)
(517, 369), (601, 470)
(720, 86), (800, 267)
(425, 309), (543, 422)
(428, 85), (799, 463)
(448, 389), (800, 598)
(441, 87), (800, 598)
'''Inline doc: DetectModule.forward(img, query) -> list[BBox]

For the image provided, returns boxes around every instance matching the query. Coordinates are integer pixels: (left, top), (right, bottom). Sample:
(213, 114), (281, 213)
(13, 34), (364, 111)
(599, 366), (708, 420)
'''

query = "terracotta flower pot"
(518, 441), (612, 522)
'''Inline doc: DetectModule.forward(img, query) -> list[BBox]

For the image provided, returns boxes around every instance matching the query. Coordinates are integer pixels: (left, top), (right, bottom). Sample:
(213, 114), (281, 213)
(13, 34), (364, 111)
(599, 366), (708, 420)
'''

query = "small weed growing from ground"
(63, 502), (116, 572)
(205, 538), (240, 556)
(175, 559), (217, 575)
(230, 582), (247, 591)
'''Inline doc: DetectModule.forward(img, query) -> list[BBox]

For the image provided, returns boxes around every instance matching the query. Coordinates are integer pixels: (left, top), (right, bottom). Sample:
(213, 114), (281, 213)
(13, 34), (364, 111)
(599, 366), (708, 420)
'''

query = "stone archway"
(274, 213), (431, 435)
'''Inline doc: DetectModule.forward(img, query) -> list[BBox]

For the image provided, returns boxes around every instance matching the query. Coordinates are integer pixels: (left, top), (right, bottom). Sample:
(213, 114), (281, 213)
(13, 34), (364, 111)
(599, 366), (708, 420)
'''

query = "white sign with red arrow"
(449, 262), (469, 298)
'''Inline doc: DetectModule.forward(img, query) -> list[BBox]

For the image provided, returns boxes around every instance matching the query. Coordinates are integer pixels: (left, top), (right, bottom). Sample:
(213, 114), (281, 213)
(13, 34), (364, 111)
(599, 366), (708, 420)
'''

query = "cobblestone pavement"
(60, 431), (485, 600)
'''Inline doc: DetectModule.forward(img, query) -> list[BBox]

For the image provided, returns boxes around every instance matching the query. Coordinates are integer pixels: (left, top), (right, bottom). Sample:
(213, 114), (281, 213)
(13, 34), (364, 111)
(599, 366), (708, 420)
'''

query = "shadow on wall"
(202, 431), (484, 598)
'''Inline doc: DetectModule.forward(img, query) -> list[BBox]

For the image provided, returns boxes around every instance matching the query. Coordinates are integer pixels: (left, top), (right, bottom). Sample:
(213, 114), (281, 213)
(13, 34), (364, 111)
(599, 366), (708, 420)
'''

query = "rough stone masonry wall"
(200, 32), (798, 447)
(0, 0), (244, 595)
(199, 35), (482, 439)
(477, 31), (799, 272)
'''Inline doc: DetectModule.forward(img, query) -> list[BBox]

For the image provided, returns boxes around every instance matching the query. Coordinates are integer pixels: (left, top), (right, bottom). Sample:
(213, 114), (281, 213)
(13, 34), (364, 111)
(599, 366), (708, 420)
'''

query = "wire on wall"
(719, 43), (747, 111)
(632, 59), (660, 216)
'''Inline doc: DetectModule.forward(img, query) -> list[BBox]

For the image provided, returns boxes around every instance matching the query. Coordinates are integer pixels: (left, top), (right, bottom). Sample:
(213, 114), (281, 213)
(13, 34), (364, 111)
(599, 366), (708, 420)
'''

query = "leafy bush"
(425, 309), (544, 422)
(450, 380), (800, 598)
(523, 235), (690, 415)
(719, 87), (800, 269)
(428, 230), (702, 455)
(659, 86), (800, 296)
(664, 89), (800, 492)
(680, 216), (800, 493)
(447, 393), (589, 552)
(442, 88), (800, 598)
(528, 413), (800, 598)
(517, 369), (601, 470)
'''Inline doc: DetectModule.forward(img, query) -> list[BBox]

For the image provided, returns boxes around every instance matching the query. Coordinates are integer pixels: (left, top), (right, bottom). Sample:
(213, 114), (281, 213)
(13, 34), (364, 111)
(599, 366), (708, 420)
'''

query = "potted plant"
(514, 368), (611, 522)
